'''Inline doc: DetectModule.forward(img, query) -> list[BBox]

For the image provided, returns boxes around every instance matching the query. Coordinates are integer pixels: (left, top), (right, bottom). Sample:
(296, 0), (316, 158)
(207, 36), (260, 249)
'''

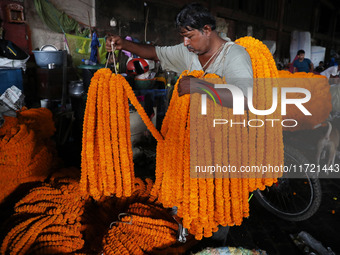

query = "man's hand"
(105, 34), (124, 52)
(178, 76), (216, 96)
(105, 34), (159, 61)
(178, 76), (193, 96)
(178, 76), (206, 96)
(177, 76), (248, 110)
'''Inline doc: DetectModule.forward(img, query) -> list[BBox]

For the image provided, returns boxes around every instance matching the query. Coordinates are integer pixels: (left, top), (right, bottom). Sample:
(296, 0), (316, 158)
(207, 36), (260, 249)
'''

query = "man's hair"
(176, 3), (216, 31)
(297, 49), (305, 55)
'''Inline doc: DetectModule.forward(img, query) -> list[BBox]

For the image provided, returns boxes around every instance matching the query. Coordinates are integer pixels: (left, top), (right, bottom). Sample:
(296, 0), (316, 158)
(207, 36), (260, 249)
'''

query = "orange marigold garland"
(81, 69), (137, 199)
(143, 36), (284, 239)
(81, 69), (163, 199)
(1, 178), (85, 255)
(0, 107), (56, 204)
(102, 202), (178, 255)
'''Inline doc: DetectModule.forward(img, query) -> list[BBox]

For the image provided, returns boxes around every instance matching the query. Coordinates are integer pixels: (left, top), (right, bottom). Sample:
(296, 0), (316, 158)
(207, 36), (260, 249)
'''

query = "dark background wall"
(95, 0), (340, 63)
(96, 0), (185, 46)
(2, 0), (339, 63)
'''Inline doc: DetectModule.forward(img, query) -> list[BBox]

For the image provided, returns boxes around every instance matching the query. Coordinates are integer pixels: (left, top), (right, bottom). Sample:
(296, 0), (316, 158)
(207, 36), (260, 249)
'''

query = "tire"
(254, 144), (322, 221)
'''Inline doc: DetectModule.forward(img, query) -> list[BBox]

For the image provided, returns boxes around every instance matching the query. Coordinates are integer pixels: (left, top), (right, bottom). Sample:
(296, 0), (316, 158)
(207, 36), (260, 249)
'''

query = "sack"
(330, 84), (340, 112)
(290, 31), (311, 62)
(0, 39), (29, 60)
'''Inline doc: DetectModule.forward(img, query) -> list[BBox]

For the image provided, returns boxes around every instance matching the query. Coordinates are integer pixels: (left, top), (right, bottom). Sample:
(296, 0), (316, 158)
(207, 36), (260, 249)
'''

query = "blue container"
(32, 50), (63, 68)
(0, 68), (23, 95)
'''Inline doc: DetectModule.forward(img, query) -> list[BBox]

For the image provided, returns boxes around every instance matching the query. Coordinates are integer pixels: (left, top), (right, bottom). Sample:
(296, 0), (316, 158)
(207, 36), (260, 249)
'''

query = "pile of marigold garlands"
(1, 175), (181, 254)
(0, 107), (56, 203)
(1, 177), (85, 254)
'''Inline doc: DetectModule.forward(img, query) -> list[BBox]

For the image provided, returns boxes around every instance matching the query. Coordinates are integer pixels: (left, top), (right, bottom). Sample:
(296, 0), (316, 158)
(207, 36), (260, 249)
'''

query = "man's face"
(180, 27), (209, 55)
(298, 53), (305, 61)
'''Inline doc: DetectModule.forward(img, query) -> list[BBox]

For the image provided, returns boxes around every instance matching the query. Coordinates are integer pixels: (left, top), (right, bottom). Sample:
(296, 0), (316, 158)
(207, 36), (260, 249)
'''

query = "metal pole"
(62, 50), (67, 107)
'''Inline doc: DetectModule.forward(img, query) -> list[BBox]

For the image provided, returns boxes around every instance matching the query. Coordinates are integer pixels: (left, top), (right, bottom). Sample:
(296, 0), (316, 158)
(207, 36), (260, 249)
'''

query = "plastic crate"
(0, 68), (23, 95)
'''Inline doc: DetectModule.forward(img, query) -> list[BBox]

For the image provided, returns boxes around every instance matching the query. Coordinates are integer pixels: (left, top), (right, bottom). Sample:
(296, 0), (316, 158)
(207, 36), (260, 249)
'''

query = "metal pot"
(68, 80), (84, 98)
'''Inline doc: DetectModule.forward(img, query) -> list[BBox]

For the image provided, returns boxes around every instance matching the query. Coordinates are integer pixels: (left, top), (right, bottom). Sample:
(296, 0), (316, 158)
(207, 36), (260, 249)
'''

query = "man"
(320, 63), (340, 80)
(106, 3), (253, 109)
(315, 61), (325, 73)
(106, 3), (254, 245)
(293, 49), (314, 73)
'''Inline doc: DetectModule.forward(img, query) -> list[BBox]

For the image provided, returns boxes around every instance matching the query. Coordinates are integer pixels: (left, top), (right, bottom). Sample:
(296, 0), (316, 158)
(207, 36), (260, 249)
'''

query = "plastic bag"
(0, 56), (30, 71)
(0, 85), (24, 112)
(330, 84), (340, 112)
(65, 33), (107, 67)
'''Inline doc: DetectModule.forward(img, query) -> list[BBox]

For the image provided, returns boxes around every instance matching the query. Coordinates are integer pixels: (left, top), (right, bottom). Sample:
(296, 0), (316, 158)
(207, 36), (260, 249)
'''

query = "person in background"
(320, 62), (340, 80)
(329, 57), (337, 67)
(315, 61), (325, 73)
(293, 49), (314, 73)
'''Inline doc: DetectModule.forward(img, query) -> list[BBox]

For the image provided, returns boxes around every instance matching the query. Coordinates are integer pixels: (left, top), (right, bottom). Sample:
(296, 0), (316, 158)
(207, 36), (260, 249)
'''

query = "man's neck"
(198, 34), (226, 67)
(206, 34), (225, 56)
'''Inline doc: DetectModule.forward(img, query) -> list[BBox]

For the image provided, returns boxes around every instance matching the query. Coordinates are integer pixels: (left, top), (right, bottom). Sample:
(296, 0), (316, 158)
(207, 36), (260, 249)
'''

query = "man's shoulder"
(227, 43), (250, 60)
(229, 43), (247, 53)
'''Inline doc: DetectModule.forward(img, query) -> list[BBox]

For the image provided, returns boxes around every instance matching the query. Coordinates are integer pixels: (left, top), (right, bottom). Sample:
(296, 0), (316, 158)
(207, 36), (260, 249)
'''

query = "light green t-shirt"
(155, 42), (253, 96)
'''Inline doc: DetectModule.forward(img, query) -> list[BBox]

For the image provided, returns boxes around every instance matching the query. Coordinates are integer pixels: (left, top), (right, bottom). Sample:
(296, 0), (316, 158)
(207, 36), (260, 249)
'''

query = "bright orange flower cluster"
(0, 107), (56, 203)
(137, 37), (284, 239)
(102, 201), (178, 255)
(1, 178), (85, 254)
(78, 178), (181, 253)
(235, 36), (284, 188)
(81, 69), (133, 199)
(17, 107), (56, 139)
(277, 70), (331, 131)
(80, 69), (163, 200)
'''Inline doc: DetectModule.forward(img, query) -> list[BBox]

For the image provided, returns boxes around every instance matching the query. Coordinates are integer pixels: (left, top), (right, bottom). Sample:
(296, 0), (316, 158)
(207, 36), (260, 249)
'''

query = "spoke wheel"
(254, 144), (322, 221)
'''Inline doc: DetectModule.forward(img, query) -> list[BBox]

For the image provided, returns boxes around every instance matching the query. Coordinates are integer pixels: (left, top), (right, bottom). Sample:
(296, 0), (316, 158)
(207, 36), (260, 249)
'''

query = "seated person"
(315, 61), (325, 73)
(293, 49), (314, 73)
(320, 62), (340, 80)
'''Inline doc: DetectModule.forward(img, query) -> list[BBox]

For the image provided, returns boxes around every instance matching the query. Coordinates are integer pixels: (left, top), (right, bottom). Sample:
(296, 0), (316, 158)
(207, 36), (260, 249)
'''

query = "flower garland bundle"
(235, 36), (284, 189)
(1, 178), (85, 255)
(127, 37), (283, 239)
(81, 68), (163, 200)
(80, 178), (182, 254)
(277, 70), (331, 131)
(17, 107), (56, 139)
(102, 201), (178, 255)
(81, 69), (137, 199)
(0, 109), (56, 203)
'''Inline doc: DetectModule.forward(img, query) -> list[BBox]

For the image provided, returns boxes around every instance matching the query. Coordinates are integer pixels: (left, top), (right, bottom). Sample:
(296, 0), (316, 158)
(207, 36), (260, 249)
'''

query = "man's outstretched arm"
(105, 35), (159, 61)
